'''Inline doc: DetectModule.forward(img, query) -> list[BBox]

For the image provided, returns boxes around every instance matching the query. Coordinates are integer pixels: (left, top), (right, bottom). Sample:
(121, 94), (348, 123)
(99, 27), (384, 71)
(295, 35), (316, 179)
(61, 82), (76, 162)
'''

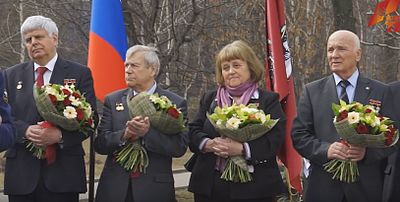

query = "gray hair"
(21, 15), (58, 37)
(126, 45), (160, 76)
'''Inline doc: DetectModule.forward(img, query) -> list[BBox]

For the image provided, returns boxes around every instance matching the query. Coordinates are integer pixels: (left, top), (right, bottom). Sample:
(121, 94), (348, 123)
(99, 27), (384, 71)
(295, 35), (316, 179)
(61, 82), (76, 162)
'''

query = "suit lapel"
(50, 57), (69, 85)
(354, 76), (371, 103)
(322, 75), (339, 105)
(20, 62), (41, 120)
(121, 89), (130, 119)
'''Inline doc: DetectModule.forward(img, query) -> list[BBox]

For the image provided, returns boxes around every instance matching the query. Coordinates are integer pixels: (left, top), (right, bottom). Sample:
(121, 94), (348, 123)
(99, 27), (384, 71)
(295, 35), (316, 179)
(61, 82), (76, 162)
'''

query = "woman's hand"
(212, 137), (243, 158)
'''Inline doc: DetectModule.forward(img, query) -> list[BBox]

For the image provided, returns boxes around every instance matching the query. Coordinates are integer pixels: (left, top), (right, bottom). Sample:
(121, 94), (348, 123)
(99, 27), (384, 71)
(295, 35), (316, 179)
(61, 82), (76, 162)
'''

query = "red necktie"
(36, 66), (56, 165)
(36, 66), (48, 87)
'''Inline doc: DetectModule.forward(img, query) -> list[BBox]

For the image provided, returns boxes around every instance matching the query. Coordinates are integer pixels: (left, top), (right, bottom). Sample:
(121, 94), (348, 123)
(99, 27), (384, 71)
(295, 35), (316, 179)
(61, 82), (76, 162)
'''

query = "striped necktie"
(339, 80), (350, 103)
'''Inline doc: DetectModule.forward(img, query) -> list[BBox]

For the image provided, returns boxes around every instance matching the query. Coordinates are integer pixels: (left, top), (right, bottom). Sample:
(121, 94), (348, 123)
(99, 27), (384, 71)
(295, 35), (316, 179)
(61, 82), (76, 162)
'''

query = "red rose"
(385, 132), (394, 146)
(167, 107), (180, 119)
(86, 118), (93, 127)
(336, 110), (348, 122)
(62, 89), (71, 96)
(356, 123), (369, 134)
(72, 92), (81, 99)
(48, 94), (57, 104)
(76, 108), (84, 121)
(63, 97), (72, 106)
(364, 108), (372, 113)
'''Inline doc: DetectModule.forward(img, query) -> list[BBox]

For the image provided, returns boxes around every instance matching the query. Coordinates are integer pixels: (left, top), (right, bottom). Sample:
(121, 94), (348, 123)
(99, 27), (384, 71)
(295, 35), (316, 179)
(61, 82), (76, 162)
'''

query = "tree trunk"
(332, 0), (356, 31)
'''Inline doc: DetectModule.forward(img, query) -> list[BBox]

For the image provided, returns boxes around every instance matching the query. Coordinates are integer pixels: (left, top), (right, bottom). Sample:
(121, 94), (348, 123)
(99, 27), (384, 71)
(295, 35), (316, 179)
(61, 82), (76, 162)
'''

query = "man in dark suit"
(382, 81), (400, 202)
(3, 15), (96, 202)
(0, 70), (15, 151)
(292, 30), (394, 202)
(94, 45), (188, 202)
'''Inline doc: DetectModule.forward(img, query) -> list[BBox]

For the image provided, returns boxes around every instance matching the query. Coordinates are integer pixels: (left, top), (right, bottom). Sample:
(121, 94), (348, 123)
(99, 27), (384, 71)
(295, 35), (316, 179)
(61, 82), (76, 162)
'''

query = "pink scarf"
(216, 81), (257, 107)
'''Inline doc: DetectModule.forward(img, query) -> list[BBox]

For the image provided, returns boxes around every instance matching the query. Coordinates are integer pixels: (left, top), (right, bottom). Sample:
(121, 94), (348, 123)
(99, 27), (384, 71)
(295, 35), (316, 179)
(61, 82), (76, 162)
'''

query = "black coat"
(3, 57), (97, 194)
(188, 88), (286, 200)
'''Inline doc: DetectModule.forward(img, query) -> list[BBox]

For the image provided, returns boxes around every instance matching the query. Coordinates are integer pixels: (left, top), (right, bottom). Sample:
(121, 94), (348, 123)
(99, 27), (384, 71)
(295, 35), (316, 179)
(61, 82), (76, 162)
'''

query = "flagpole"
(89, 134), (95, 202)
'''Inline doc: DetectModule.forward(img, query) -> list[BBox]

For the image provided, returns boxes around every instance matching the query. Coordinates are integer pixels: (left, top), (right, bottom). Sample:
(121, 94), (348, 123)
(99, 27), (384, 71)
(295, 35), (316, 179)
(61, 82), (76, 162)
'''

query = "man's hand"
(26, 124), (62, 147)
(122, 116), (150, 142)
(327, 141), (349, 160)
(347, 144), (366, 162)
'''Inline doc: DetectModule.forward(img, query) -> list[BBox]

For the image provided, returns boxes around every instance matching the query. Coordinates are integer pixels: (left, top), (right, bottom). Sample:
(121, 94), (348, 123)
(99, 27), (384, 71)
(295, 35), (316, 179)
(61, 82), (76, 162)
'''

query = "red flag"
(265, 0), (302, 193)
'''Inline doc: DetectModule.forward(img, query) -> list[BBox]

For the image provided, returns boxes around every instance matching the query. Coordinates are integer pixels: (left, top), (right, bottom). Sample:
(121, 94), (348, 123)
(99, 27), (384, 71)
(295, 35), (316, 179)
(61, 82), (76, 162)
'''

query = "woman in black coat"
(187, 40), (286, 202)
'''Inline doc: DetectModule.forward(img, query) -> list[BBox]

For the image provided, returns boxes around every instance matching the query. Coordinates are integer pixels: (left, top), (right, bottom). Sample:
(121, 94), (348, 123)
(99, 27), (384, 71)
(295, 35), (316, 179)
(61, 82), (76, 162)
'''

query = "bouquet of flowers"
(114, 92), (186, 174)
(30, 83), (95, 164)
(207, 104), (279, 183)
(324, 100), (399, 183)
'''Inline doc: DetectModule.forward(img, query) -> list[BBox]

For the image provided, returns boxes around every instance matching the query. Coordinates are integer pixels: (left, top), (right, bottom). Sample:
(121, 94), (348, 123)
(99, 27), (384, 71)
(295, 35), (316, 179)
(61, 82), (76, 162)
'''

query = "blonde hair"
(215, 40), (264, 85)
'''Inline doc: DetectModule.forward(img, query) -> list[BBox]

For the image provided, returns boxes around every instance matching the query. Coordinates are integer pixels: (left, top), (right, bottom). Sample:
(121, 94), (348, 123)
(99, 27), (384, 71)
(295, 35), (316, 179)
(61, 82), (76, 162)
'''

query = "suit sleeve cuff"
(243, 142), (251, 159)
(199, 138), (210, 152)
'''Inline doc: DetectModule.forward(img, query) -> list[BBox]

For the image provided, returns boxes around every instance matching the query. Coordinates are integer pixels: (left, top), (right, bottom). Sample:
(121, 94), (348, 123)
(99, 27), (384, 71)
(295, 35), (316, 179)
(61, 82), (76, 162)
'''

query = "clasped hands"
(327, 141), (366, 161)
(25, 123), (62, 147)
(203, 137), (243, 158)
(122, 116), (150, 142)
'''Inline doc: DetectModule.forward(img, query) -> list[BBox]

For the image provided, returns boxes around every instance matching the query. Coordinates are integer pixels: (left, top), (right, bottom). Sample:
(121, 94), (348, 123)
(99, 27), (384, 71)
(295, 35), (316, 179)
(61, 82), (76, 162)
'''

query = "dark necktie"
(36, 66), (48, 87)
(339, 80), (350, 103)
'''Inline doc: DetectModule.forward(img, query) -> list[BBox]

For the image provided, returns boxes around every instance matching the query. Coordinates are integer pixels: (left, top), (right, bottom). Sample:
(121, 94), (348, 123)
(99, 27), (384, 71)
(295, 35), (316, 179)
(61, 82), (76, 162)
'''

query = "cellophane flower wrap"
(114, 92), (186, 174)
(324, 100), (399, 183)
(31, 83), (95, 160)
(207, 104), (279, 183)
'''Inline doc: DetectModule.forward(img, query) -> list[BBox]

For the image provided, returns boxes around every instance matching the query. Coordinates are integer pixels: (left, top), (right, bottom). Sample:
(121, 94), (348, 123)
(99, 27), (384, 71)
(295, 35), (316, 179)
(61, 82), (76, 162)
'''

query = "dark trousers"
(8, 174), (78, 202)
(194, 171), (274, 202)
(125, 180), (134, 202)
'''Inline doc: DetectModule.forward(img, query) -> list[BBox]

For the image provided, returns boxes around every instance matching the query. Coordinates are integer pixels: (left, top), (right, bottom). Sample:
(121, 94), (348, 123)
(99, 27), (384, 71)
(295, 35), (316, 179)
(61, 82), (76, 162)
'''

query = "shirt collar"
(132, 81), (157, 96)
(34, 53), (58, 72)
(333, 68), (359, 87)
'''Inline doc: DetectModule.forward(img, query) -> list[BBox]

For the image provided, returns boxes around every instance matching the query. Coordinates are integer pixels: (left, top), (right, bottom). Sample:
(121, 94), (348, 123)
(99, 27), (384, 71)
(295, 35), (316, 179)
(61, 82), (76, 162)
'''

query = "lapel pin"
(116, 103), (124, 111)
(16, 81), (23, 90)
(365, 86), (370, 90)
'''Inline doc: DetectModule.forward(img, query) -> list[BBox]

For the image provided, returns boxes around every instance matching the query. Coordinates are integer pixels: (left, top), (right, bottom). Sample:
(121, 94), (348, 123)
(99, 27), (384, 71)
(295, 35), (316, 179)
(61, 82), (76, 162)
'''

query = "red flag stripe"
(265, 0), (303, 193)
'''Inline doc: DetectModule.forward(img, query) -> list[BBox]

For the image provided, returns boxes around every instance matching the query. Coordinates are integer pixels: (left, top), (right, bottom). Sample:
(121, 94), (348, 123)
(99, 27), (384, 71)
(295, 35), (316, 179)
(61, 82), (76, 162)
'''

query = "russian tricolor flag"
(88, 0), (128, 102)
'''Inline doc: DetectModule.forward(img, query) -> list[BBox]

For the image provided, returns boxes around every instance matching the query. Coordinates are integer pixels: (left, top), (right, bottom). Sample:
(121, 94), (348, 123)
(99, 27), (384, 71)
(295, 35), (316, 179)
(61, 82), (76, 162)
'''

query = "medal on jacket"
(3, 90), (8, 103)
(116, 103), (124, 111)
(64, 79), (76, 86)
(16, 81), (22, 90)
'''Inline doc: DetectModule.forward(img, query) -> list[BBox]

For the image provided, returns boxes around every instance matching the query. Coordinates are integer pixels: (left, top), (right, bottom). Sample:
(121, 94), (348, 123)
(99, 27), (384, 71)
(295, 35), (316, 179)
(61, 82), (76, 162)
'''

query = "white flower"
(216, 119), (223, 126)
(63, 106), (77, 119)
(226, 117), (241, 129)
(255, 112), (266, 123)
(69, 96), (81, 107)
(242, 107), (259, 114)
(347, 112), (360, 124)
